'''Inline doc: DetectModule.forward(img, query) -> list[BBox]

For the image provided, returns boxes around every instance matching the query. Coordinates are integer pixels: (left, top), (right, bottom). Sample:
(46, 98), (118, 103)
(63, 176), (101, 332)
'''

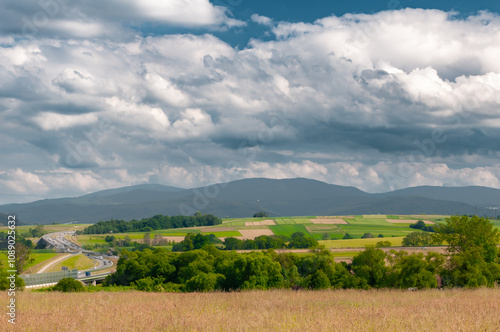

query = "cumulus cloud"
(0, 0), (244, 39)
(1, 8), (500, 203)
(251, 14), (273, 26)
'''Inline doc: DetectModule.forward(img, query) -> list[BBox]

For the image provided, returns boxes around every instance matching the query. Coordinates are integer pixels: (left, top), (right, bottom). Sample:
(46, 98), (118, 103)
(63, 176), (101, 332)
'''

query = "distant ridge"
(385, 186), (500, 206)
(1, 178), (498, 224)
(82, 184), (185, 198)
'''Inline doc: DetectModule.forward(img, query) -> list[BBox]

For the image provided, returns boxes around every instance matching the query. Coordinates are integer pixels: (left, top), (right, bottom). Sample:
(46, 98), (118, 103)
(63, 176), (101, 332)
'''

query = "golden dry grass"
(2, 288), (499, 331)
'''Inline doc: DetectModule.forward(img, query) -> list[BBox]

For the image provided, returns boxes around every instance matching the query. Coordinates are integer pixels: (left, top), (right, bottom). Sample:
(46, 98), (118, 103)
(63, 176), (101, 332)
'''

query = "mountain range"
(1, 178), (499, 224)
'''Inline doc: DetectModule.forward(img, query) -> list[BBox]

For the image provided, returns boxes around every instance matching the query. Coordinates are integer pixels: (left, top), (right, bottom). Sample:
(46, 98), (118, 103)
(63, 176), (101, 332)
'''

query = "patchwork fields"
(71, 214), (449, 247)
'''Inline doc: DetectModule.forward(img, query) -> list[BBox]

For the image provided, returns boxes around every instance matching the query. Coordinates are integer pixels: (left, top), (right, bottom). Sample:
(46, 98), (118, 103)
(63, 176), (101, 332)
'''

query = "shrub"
(375, 241), (391, 248)
(53, 278), (85, 292)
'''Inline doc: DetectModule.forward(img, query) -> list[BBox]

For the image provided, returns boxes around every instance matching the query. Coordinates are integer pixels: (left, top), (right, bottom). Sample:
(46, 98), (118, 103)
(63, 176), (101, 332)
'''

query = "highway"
(40, 231), (114, 280)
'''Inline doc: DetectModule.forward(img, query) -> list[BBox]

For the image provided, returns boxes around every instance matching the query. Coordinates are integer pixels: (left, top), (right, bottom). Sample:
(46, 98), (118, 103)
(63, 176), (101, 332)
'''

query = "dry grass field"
(244, 220), (276, 226)
(2, 288), (499, 331)
(238, 229), (275, 239)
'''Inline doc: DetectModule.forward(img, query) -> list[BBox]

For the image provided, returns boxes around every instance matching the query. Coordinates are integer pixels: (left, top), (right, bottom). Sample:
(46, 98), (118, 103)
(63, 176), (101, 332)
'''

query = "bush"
(402, 232), (433, 247)
(288, 232), (319, 249)
(375, 241), (391, 248)
(52, 278), (85, 292)
(409, 220), (435, 232)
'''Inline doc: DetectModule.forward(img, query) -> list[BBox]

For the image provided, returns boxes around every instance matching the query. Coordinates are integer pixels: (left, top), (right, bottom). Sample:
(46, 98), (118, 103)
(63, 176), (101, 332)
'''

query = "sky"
(0, 0), (500, 204)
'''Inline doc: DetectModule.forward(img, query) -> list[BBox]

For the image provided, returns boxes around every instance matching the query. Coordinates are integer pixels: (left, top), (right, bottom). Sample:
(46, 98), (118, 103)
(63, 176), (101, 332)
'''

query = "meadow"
(2, 288), (499, 331)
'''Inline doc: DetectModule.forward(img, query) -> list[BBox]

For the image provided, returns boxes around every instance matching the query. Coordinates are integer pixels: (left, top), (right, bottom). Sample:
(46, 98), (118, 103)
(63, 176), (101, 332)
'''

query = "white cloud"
(33, 112), (98, 130)
(0, 169), (48, 194)
(131, 0), (243, 27)
(251, 14), (273, 26)
(1, 9), (500, 202)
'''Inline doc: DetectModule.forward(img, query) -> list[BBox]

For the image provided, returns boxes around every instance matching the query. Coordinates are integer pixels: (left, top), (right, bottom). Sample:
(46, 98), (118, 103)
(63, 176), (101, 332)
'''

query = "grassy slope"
(45, 254), (96, 273)
(0, 251), (58, 273)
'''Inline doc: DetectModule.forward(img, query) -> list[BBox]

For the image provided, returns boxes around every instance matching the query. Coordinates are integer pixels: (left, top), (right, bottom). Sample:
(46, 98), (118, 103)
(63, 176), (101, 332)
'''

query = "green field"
(25, 253), (58, 270)
(269, 224), (309, 237)
(221, 219), (247, 226)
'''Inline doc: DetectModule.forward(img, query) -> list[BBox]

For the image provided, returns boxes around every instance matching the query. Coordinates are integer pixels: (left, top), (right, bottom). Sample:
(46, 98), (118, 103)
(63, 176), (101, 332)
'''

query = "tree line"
(78, 213), (222, 234)
(171, 232), (319, 252)
(103, 216), (500, 292)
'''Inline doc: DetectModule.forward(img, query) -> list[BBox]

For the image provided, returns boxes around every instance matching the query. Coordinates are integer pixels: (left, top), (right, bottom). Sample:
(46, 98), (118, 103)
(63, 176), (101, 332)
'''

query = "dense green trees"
(433, 215), (500, 287)
(105, 246), (367, 291)
(386, 251), (444, 289)
(433, 215), (500, 259)
(222, 232), (317, 250)
(351, 247), (387, 288)
(80, 213), (222, 234)
(171, 232), (317, 252)
(441, 249), (500, 288)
